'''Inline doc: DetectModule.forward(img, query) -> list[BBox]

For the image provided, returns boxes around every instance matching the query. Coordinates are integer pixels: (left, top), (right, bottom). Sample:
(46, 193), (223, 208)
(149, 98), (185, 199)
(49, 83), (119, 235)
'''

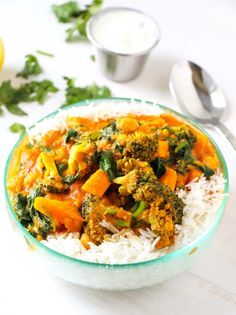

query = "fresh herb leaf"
(99, 150), (117, 180)
(52, 1), (81, 23)
(62, 76), (111, 107)
(17, 54), (42, 79)
(65, 128), (78, 143)
(90, 54), (96, 62)
(52, 0), (103, 41)
(6, 103), (27, 116)
(66, 12), (90, 41)
(36, 50), (54, 57)
(10, 123), (26, 134)
(0, 80), (58, 115)
(17, 80), (58, 104)
(150, 158), (166, 178)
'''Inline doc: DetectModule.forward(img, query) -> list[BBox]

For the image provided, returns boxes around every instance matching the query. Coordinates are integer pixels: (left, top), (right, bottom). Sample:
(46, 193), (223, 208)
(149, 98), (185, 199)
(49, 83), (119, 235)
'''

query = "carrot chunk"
(158, 140), (169, 158)
(34, 197), (83, 232)
(159, 167), (177, 191)
(82, 169), (111, 197)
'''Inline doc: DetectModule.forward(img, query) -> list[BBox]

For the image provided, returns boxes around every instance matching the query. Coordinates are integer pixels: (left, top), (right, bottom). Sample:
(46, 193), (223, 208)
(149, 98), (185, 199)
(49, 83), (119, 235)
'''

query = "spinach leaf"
(193, 163), (215, 179)
(65, 128), (78, 143)
(99, 150), (117, 180)
(150, 158), (166, 178)
(14, 194), (31, 227)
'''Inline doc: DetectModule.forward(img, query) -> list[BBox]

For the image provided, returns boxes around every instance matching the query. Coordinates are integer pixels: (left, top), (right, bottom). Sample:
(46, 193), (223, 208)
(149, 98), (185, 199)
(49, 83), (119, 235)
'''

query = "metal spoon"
(169, 60), (236, 150)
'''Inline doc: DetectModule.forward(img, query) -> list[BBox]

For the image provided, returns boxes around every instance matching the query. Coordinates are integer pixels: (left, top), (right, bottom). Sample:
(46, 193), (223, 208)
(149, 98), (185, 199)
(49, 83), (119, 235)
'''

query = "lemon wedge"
(0, 38), (4, 71)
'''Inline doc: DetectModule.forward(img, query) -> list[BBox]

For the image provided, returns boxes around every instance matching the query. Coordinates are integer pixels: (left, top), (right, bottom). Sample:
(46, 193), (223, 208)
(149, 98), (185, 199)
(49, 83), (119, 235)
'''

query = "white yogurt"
(90, 8), (160, 54)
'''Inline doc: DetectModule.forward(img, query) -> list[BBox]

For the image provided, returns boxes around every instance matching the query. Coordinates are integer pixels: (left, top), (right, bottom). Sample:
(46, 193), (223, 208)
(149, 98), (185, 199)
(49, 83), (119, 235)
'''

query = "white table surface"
(0, 0), (236, 314)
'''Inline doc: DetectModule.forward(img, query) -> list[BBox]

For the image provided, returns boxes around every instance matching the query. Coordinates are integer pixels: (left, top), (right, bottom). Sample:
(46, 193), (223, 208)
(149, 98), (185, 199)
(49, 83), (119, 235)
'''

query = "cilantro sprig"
(52, 0), (103, 42)
(9, 123), (26, 134)
(17, 54), (42, 79)
(62, 76), (111, 107)
(0, 80), (58, 116)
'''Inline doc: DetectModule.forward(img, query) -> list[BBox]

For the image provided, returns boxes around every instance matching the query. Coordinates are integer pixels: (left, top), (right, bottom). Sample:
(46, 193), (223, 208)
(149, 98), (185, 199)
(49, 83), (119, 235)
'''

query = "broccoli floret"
(40, 178), (70, 194)
(81, 194), (107, 245)
(81, 194), (99, 219)
(167, 126), (196, 173)
(114, 164), (161, 202)
(124, 133), (158, 162)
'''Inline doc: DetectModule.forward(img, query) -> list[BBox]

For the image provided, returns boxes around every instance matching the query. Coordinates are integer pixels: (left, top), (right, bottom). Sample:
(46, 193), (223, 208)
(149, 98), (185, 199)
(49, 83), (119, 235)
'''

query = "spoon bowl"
(169, 60), (236, 149)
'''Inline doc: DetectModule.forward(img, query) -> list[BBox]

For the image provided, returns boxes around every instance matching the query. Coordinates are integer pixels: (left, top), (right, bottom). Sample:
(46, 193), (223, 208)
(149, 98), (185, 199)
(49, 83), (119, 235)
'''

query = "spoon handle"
(215, 121), (236, 150)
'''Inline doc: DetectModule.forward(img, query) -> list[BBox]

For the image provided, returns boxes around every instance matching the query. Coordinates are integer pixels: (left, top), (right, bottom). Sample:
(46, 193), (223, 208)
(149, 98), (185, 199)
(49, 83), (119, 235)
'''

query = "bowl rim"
(4, 97), (229, 269)
(86, 7), (161, 57)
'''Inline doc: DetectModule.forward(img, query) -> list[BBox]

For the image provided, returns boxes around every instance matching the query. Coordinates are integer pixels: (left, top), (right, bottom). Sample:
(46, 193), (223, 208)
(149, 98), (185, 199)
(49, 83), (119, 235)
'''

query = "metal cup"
(87, 7), (161, 82)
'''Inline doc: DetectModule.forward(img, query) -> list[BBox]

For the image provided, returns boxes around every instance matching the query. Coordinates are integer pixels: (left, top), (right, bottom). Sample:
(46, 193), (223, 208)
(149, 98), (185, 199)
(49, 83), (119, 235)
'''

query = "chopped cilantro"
(52, 1), (81, 23)
(62, 76), (111, 107)
(90, 54), (96, 62)
(9, 123), (26, 134)
(52, 0), (103, 41)
(17, 54), (42, 79)
(0, 80), (58, 116)
(36, 50), (54, 58)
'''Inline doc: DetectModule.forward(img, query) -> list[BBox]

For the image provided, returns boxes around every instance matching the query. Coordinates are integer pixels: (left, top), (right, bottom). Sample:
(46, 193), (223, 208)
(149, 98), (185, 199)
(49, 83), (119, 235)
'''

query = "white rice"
(28, 100), (162, 141)
(36, 100), (226, 264)
(42, 172), (225, 264)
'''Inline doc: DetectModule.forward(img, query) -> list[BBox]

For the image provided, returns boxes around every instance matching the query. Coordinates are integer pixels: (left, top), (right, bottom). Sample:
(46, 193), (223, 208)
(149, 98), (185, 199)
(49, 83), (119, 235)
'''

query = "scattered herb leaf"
(10, 123), (26, 134)
(52, 1), (81, 23)
(36, 50), (54, 57)
(62, 76), (111, 107)
(90, 54), (96, 62)
(17, 54), (42, 79)
(0, 80), (58, 115)
(52, 0), (103, 41)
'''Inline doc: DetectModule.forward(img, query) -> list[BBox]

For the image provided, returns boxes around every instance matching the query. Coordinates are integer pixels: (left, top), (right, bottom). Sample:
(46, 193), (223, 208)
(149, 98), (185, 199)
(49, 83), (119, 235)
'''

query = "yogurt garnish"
(90, 8), (160, 55)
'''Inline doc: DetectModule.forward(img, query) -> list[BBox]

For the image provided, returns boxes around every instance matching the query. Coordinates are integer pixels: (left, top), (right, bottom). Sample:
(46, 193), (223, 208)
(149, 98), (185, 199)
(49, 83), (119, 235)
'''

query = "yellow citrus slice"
(0, 38), (5, 71)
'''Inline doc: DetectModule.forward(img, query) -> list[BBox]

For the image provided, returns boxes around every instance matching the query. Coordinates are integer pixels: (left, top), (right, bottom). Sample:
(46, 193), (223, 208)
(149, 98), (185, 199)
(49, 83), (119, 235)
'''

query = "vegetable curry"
(7, 113), (219, 250)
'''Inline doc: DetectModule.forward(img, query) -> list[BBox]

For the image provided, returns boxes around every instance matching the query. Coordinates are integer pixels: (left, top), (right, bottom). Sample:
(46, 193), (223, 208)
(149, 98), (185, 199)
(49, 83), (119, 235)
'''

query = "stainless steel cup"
(87, 7), (161, 82)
